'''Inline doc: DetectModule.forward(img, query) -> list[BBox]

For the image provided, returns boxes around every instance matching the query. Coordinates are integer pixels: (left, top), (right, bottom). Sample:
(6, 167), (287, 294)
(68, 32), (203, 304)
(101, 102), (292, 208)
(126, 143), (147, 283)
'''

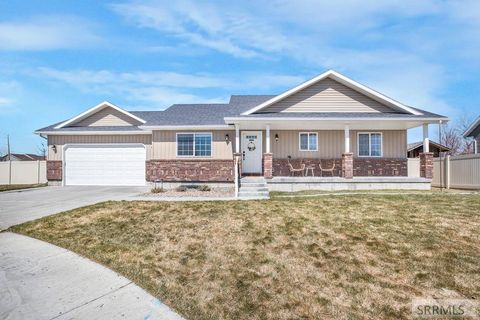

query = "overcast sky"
(0, 0), (479, 153)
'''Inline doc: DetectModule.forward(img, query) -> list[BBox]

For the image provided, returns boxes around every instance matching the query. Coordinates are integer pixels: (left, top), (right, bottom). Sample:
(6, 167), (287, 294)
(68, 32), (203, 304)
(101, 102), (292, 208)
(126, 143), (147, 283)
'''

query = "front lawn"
(10, 194), (480, 319)
(0, 183), (47, 192)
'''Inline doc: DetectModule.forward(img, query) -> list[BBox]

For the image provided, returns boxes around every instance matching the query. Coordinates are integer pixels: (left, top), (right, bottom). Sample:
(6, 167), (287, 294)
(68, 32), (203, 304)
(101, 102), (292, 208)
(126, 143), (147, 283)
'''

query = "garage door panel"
(65, 145), (146, 186)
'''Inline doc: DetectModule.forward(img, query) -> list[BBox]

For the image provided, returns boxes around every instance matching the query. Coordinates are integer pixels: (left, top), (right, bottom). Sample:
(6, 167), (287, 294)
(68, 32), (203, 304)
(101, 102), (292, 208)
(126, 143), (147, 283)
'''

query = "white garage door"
(65, 145), (146, 186)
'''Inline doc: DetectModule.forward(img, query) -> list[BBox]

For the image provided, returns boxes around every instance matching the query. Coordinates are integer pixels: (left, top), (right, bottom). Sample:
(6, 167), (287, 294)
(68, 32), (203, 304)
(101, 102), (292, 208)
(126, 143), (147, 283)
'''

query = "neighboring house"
(463, 116), (480, 154)
(35, 70), (448, 190)
(0, 153), (45, 161)
(407, 141), (450, 158)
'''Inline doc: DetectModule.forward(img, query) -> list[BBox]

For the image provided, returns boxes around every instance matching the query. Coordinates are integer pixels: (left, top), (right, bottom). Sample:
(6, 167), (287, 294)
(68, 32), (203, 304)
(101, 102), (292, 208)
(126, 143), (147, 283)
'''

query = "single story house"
(407, 141), (450, 158)
(35, 70), (448, 193)
(463, 116), (480, 154)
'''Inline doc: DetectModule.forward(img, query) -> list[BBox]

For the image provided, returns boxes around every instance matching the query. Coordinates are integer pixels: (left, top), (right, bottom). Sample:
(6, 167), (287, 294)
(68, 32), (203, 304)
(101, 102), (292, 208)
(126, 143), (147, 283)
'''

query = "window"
(177, 133), (212, 157)
(299, 132), (318, 151)
(358, 132), (382, 157)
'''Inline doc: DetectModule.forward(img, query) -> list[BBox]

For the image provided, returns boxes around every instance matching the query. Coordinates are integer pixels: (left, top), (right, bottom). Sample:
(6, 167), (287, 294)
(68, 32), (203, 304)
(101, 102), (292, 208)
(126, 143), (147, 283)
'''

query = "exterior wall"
(47, 160), (62, 181)
(146, 160), (234, 182)
(260, 78), (397, 113)
(73, 107), (142, 127)
(47, 135), (152, 161)
(152, 130), (235, 160)
(270, 130), (406, 159)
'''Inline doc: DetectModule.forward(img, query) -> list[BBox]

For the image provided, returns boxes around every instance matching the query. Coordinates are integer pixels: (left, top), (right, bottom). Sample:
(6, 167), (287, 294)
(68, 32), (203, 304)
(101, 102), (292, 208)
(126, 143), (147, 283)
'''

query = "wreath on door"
(247, 141), (256, 151)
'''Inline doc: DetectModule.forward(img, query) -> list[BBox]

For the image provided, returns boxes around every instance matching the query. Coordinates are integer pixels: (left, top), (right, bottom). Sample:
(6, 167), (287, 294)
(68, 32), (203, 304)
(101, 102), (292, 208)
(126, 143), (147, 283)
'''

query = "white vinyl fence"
(0, 161), (47, 185)
(432, 154), (480, 189)
(407, 158), (420, 178)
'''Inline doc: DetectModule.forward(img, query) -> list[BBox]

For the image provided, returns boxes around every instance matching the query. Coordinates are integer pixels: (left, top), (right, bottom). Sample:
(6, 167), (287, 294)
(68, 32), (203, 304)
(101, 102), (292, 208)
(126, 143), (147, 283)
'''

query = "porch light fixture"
(225, 134), (230, 142)
(275, 134), (279, 142)
(52, 145), (57, 153)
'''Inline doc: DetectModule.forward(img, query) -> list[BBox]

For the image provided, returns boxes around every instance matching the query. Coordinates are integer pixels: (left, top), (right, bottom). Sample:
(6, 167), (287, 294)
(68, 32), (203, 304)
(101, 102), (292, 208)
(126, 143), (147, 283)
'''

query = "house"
(0, 153), (45, 161)
(463, 116), (480, 154)
(35, 70), (448, 192)
(407, 141), (450, 158)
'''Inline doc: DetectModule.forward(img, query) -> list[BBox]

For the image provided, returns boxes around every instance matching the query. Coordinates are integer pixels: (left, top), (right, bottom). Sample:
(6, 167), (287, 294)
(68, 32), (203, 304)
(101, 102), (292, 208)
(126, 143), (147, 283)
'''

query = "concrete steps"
(238, 177), (270, 199)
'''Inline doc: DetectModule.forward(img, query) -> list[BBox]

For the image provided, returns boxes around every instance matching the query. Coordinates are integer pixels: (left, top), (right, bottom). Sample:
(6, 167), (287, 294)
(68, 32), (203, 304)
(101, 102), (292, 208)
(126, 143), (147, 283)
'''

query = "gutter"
(34, 130), (153, 135)
(224, 116), (449, 122)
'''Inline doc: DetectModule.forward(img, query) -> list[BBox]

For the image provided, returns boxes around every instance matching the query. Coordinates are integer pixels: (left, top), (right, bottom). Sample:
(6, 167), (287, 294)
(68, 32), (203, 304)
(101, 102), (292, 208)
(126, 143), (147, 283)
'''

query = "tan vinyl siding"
(271, 130), (344, 158)
(260, 78), (396, 113)
(351, 130), (407, 158)
(73, 107), (142, 127)
(152, 130), (235, 160)
(47, 135), (152, 160)
(271, 130), (407, 159)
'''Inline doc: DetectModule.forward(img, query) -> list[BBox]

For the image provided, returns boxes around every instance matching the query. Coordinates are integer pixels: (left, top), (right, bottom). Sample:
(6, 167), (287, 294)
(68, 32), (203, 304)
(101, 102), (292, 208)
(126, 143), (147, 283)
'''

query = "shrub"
(151, 187), (164, 193)
(176, 186), (188, 192)
(197, 185), (211, 192)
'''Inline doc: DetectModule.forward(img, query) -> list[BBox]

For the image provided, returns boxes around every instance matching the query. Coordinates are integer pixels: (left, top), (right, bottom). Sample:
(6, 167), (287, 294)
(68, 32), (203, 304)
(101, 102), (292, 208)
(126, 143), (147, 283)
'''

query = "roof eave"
(463, 116), (480, 137)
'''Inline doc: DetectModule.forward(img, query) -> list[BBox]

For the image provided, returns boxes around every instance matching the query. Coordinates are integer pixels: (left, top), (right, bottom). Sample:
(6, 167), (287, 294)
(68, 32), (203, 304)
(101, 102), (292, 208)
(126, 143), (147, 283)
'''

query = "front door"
(241, 131), (263, 174)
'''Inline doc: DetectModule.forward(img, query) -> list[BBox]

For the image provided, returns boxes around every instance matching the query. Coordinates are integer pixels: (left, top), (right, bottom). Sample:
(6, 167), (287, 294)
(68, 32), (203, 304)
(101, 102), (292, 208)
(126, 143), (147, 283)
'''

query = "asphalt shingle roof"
(35, 95), (448, 133)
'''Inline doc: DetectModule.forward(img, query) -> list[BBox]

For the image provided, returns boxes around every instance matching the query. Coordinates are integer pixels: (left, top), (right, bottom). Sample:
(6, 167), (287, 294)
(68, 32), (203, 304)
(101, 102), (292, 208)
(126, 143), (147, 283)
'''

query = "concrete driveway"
(0, 186), (148, 230)
(0, 232), (183, 320)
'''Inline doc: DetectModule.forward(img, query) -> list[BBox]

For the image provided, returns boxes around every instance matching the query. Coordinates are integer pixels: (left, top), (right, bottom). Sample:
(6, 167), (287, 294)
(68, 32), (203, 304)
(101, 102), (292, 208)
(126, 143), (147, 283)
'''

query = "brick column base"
(234, 152), (242, 177)
(341, 153), (353, 179)
(47, 160), (62, 181)
(420, 152), (433, 178)
(263, 153), (273, 179)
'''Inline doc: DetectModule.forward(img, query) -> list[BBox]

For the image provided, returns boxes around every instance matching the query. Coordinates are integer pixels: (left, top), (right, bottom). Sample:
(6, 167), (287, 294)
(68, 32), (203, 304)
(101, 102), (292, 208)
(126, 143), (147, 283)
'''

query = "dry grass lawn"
(10, 193), (480, 319)
(0, 183), (46, 192)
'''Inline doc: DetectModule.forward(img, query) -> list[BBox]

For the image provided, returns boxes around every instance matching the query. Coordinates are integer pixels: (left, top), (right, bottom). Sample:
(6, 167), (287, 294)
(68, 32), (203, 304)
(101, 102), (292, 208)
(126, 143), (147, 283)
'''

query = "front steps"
(238, 177), (270, 200)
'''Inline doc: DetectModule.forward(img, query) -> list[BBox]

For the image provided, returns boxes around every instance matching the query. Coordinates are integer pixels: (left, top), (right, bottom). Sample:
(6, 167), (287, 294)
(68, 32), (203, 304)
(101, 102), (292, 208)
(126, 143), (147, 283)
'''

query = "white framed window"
(299, 132), (318, 151)
(176, 133), (212, 157)
(357, 132), (382, 157)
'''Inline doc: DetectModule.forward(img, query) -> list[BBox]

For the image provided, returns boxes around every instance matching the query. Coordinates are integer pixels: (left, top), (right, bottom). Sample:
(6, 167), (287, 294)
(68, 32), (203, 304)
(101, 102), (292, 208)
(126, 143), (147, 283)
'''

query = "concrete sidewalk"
(0, 232), (184, 320)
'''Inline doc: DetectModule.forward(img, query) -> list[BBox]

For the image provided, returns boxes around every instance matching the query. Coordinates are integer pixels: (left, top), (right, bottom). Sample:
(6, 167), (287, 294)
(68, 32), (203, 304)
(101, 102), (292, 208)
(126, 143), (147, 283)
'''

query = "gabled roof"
(241, 70), (422, 116)
(407, 141), (450, 152)
(463, 116), (480, 137)
(54, 101), (146, 129)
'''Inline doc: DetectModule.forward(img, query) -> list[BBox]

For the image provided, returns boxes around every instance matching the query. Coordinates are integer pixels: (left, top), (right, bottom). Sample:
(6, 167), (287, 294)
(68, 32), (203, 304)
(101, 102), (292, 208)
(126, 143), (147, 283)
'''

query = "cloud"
(36, 67), (303, 108)
(0, 16), (101, 50)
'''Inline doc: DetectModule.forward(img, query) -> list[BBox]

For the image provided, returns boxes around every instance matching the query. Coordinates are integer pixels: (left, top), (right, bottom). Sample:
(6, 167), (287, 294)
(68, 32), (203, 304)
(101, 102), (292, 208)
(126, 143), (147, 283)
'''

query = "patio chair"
(287, 156), (305, 176)
(319, 160), (335, 177)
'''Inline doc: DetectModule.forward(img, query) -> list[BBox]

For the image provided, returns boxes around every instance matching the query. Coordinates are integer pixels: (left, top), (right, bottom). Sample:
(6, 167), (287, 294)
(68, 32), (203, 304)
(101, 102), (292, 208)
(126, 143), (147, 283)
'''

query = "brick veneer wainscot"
(146, 160), (234, 182)
(273, 158), (342, 177)
(47, 160), (62, 181)
(353, 158), (407, 176)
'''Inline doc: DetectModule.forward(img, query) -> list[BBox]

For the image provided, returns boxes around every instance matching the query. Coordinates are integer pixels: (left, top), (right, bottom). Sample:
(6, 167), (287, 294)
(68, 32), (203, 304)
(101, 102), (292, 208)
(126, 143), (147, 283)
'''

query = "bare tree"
(37, 142), (47, 158)
(458, 114), (476, 154)
(440, 123), (463, 155)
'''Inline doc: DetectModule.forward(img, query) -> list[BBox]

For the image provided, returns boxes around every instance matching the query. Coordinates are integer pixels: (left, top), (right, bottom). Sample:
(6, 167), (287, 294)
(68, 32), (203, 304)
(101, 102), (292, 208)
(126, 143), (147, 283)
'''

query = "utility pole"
(7, 135), (12, 185)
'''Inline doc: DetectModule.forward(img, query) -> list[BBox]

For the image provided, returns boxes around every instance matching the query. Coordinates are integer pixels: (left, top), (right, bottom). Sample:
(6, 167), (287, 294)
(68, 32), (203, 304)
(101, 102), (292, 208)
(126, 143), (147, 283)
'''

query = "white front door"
(241, 131), (263, 174)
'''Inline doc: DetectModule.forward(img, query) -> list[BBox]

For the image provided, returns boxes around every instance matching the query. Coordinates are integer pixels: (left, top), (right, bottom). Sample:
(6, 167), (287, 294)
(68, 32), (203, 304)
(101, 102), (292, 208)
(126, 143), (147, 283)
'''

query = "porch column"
(263, 124), (273, 178)
(234, 124), (242, 175)
(423, 123), (429, 153)
(342, 124), (353, 178)
(420, 123), (433, 178)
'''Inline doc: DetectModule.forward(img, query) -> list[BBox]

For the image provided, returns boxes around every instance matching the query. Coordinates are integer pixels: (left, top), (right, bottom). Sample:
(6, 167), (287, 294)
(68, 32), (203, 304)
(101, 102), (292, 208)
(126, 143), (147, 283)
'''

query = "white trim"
(35, 130), (151, 135)
(54, 101), (146, 129)
(266, 125), (271, 153)
(225, 116), (448, 122)
(175, 132), (213, 158)
(62, 143), (146, 186)
(357, 132), (383, 157)
(344, 125), (350, 153)
(298, 132), (318, 151)
(241, 70), (422, 116)
(463, 116), (480, 137)
(141, 125), (231, 130)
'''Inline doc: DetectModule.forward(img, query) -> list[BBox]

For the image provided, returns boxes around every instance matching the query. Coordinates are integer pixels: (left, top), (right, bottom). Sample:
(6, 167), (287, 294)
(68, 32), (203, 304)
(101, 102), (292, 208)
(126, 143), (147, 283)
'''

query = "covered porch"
(229, 118), (438, 181)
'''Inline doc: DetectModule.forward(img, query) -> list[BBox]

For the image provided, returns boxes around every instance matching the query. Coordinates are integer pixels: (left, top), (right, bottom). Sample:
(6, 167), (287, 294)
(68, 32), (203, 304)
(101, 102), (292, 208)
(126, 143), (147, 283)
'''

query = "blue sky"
(0, 0), (479, 154)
